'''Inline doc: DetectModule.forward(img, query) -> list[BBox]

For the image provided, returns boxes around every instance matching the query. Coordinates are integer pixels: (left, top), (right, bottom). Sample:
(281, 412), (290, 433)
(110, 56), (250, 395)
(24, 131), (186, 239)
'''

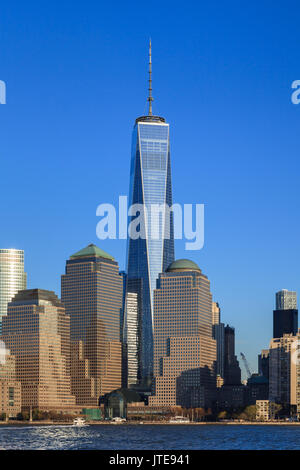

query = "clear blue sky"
(1, 0), (300, 375)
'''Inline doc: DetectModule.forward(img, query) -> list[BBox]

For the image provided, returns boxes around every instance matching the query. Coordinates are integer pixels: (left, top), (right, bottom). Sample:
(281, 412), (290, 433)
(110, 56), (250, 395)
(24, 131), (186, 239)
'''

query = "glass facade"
(0, 249), (27, 332)
(126, 116), (175, 383)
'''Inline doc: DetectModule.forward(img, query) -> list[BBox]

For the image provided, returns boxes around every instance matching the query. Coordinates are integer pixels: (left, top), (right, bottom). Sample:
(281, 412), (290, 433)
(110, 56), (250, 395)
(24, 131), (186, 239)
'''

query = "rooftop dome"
(166, 259), (201, 273)
(70, 244), (114, 261)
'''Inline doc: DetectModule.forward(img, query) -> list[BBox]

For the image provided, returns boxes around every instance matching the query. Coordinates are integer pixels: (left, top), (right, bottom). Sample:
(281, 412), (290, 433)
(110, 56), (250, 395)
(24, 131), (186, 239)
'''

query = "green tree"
(217, 410), (227, 420)
(242, 405), (257, 421)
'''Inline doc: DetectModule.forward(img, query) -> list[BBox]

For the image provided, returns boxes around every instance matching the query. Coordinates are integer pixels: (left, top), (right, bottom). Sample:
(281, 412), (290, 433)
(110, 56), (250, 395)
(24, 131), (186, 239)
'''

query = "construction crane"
(240, 352), (252, 379)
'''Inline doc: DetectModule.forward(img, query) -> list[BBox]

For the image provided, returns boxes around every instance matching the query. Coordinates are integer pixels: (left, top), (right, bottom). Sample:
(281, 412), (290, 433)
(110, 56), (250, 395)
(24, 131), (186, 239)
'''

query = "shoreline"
(0, 420), (299, 426)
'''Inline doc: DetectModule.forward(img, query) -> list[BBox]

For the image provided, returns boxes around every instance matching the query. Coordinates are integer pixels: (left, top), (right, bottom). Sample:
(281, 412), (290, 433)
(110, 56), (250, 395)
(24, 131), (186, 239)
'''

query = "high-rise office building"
(269, 334), (297, 408)
(0, 249), (27, 331)
(2, 289), (75, 410)
(276, 290), (297, 310)
(149, 259), (216, 408)
(273, 290), (298, 338)
(267, 331), (300, 418)
(223, 325), (241, 385)
(0, 347), (21, 418)
(61, 244), (123, 405)
(212, 302), (225, 379)
(126, 42), (175, 384)
(212, 302), (220, 324)
(123, 292), (140, 388)
(258, 349), (269, 379)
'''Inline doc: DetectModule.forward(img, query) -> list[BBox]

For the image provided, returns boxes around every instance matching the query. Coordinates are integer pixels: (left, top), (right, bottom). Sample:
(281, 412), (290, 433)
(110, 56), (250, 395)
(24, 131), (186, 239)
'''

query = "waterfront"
(0, 424), (300, 450)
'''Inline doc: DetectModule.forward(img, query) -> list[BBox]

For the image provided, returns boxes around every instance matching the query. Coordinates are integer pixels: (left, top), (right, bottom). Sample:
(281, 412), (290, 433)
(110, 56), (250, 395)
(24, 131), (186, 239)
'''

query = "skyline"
(1, 0), (300, 375)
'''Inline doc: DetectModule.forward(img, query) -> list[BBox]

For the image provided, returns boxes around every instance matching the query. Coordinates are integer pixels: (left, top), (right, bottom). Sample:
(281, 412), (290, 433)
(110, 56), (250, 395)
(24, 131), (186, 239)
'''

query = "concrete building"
(246, 375), (269, 405)
(0, 249), (27, 332)
(212, 302), (220, 324)
(123, 292), (141, 388)
(256, 400), (276, 421)
(212, 302), (225, 379)
(61, 244), (123, 405)
(215, 384), (245, 410)
(2, 289), (75, 410)
(269, 334), (297, 409)
(0, 347), (21, 417)
(149, 259), (217, 408)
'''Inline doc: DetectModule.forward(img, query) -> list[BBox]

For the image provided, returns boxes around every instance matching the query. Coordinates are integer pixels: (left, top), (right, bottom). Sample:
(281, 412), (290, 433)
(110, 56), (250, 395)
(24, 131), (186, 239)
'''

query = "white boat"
(112, 417), (126, 423)
(73, 417), (88, 427)
(169, 416), (190, 424)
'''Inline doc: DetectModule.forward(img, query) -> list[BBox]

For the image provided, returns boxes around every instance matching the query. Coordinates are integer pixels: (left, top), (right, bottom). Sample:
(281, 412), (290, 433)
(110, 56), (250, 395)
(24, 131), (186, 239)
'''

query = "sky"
(1, 0), (300, 376)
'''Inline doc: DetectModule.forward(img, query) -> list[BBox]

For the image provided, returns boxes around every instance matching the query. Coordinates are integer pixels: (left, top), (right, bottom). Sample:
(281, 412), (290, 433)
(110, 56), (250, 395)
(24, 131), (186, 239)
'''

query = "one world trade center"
(126, 41), (175, 386)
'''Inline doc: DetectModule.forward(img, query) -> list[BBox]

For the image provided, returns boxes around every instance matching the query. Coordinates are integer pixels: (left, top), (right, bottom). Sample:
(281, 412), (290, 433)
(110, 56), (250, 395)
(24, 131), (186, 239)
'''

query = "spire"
(147, 39), (153, 116)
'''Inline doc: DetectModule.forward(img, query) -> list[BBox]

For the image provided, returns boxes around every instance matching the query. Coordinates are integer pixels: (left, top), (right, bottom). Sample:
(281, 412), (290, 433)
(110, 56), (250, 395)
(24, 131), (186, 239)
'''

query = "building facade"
(258, 349), (270, 379)
(0, 249), (27, 332)
(149, 259), (216, 408)
(273, 289), (298, 338)
(0, 348), (21, 417)
(269, 334), (297, 408)
(256, 400), (276, 421)
(223, 325), (241, 385)
(126, 42), (174, 384)
(123, 292), (140, 388)
(61, 244), (123, 405)
(212, 302), (225, 379)
(276, 290), (297, 310)
(2, 289), (75, 410)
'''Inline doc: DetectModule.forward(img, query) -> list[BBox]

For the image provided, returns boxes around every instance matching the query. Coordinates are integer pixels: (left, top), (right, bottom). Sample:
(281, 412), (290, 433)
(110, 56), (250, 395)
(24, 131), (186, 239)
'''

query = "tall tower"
(276, 289), (297, 310)
(2, 289), (75, 410)
(273, 290), (298, 338)
(126, 41), (175, 384)
(149, 259), (216, 408)
(0, 249), (27, 332)
(61, 244), (123, 404)
(224, 325), (241, 385)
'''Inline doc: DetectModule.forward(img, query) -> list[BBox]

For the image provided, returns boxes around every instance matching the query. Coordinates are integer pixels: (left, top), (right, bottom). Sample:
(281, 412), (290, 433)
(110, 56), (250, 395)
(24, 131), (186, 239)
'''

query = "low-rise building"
(256, 400), (276, 421)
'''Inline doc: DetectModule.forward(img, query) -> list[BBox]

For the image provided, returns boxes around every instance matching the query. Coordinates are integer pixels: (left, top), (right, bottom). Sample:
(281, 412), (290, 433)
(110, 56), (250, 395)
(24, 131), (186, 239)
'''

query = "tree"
(217, 410), (227, 420)
(242, 405), (257, 421)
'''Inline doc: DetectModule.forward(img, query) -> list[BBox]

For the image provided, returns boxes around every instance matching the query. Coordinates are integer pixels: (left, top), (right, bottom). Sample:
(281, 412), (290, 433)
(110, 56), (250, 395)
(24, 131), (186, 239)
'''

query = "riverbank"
(0, 420), (299, 426)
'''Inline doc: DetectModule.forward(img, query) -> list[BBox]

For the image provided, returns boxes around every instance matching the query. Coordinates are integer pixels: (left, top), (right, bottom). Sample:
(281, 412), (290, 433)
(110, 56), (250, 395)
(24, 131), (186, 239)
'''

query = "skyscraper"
(0, 347), (21, 418)
(126, 41), (175, 384)
(212, 302), (225, 379)
(123, 292), (140, 388)
(258, 349), (270, 379)
(61, 244), (123, 405)
(2, 289), (75, 410)
(269, 334), (297, 408)
(273, 290), (298, 338)
(0, 249), (27, 331)
(276, 289), (297, 310)
(223, 325), (241, 385)
(149, 259), (217, 408)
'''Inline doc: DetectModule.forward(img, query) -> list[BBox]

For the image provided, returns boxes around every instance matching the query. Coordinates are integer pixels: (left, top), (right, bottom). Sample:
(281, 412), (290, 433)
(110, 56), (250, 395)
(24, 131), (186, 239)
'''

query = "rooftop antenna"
(147, 39), (153, 116)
